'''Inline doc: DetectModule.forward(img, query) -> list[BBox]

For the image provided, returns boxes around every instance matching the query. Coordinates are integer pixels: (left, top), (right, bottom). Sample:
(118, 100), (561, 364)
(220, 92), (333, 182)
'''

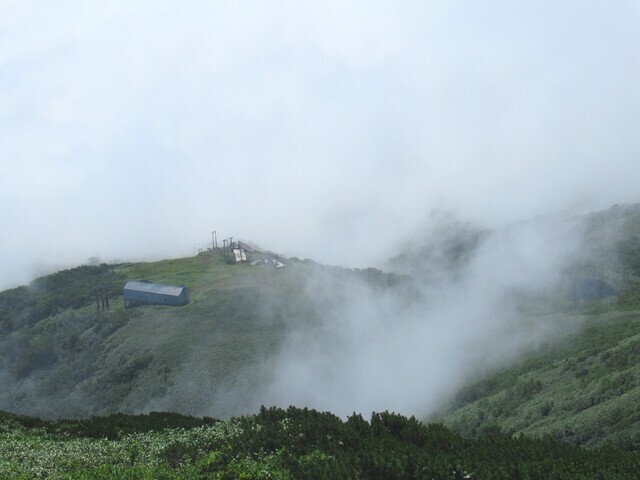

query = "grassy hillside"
(2, 407), (639, 479)
(0, 249), (408, 420)
(435, 307), (640, 447)
(434, 205), (640, 448)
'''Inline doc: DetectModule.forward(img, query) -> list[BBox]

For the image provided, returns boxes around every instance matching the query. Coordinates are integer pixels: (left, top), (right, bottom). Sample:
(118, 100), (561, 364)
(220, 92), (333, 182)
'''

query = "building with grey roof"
(123, 281), (189, 308)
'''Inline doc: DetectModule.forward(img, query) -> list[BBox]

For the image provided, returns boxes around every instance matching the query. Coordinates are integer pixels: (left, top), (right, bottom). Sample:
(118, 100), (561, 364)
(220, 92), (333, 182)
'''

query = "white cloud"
(0, 0), (639, 288)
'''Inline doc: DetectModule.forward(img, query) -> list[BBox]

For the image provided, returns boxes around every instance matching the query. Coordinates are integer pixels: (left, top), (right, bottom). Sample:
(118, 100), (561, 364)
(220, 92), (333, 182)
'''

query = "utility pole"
(212, 231), (218, 250)
(93, 283), (109, 311)
(94, 287), (100, 311)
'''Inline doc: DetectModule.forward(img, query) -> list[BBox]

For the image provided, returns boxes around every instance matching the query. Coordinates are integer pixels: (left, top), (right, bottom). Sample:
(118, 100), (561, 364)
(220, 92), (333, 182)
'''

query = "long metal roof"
(124, 281), (185, 297)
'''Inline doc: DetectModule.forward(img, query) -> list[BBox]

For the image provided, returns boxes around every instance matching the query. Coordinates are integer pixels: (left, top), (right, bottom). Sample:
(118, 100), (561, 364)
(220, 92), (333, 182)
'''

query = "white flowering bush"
(0, 418), (245, 478)
(1, 407), (640, 479)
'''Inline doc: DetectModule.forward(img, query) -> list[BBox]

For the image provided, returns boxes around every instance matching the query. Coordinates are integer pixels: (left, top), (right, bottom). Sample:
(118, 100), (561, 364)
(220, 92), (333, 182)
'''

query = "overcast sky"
(1, 1), (639, 289)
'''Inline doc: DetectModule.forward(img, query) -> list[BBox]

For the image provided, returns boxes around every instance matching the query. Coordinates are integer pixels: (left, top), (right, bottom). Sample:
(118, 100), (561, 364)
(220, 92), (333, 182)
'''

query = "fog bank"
(2, 1), (640, 290)
(257, 213), (587, 418)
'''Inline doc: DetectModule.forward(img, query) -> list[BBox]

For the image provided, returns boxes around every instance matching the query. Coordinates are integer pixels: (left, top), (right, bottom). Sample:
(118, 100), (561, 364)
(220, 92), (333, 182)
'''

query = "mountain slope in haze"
(0, 203), (639, 449)
(389, 204), (640, 298)
(0, 250), (409, 419)
(435, 306), (640, 448)
(433, 204), (640, 448)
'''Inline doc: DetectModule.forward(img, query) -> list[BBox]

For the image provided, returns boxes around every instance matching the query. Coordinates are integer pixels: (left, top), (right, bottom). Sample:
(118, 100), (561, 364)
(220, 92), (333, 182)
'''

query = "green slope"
(436, 307), (640, 447)
(0, 249), (407, 420)
(433, 205), (640, 448)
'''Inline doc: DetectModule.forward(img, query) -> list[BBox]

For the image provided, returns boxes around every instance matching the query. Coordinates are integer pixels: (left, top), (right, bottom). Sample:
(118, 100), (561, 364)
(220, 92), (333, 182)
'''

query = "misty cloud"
(260, 213), (587, 418)
(1, 1), (639, 289)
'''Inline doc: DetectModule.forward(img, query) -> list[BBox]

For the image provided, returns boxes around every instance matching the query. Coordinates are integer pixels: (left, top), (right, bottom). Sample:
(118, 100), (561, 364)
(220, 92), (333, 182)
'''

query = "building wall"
(124, 288), (188, 307)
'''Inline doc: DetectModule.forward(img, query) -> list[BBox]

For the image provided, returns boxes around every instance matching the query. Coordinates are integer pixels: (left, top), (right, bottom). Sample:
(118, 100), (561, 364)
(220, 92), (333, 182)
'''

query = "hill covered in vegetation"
(435, 307), (640, 447)
(433, 205), (640, 447)
(0, 248), (409, 420)
(0, 203), (639, 458)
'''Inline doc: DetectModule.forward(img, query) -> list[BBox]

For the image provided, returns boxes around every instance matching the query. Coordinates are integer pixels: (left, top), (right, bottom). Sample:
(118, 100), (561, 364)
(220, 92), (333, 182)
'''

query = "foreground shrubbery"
(1, 406), (638, 479)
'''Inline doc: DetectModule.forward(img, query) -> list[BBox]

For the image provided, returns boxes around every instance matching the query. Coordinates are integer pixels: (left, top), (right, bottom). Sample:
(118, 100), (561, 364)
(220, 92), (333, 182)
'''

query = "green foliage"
(0, 264), (127, 333)
(1, 407), (639, 479)
(13, 332), (58, 378)
(440, 309), (640, 448)
(0, 286), (31, 332)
